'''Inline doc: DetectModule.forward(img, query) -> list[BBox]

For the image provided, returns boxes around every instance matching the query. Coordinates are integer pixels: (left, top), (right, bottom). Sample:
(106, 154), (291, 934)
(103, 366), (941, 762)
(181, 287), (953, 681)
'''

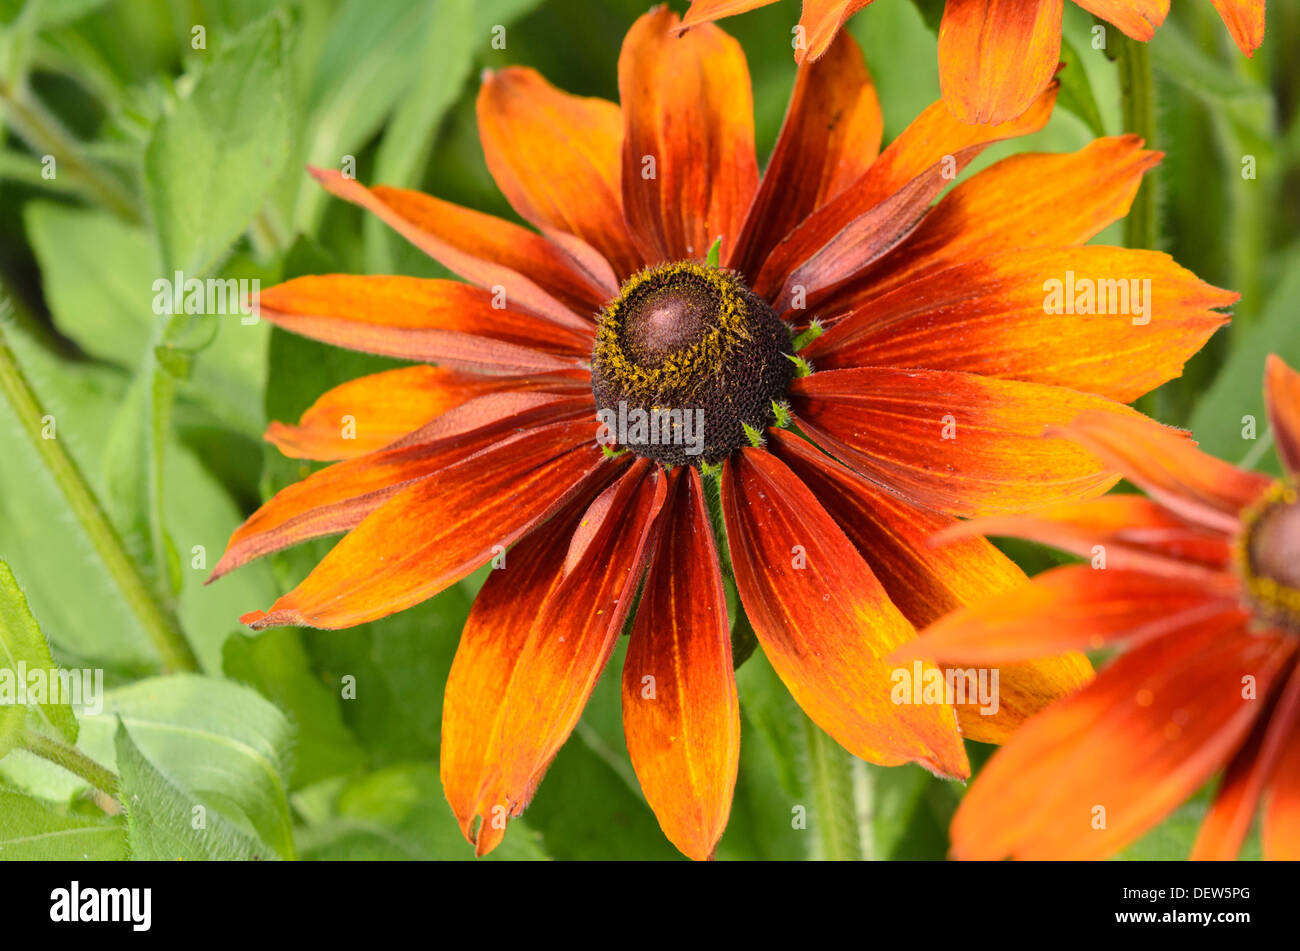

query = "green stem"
(803, 717), (864, 860)
(1118, 35), (1158, 251)
(21, 730), (119, 797)
(0, 84), (140, 223)
(0, 321), (199, 673)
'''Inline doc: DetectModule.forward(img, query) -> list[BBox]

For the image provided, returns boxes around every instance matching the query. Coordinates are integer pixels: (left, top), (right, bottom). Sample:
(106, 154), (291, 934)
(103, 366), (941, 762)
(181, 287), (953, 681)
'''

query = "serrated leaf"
(0, 559), (78, 743)
(0, 790), (127, 860)
(104, 675), (296, 858)
(114, 721), (275, 860)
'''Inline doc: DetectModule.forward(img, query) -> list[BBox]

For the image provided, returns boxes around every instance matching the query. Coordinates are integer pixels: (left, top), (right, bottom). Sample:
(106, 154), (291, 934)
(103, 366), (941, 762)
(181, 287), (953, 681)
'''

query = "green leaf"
(1056, 33), (1107, 138)
(297, 763), (548, 860)
(222, 628), (366, 789)
(0, 328), (156, 673)
(104, 675), (296, 858)
(24, 202), (155, 367)
(0, 559), (78, 743)
(364, 0), (476, 273)
(1187, 251), (1300, 475)
(294, 0), (438, 230)
(114, 721), (276, 860)
(144, 13), (291, 276)
(0, 790), (126, 860)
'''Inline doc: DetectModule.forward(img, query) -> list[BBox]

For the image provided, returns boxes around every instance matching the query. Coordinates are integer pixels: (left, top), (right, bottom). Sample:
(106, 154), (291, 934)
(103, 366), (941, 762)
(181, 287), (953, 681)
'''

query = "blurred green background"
(0, 0), (1296, 860)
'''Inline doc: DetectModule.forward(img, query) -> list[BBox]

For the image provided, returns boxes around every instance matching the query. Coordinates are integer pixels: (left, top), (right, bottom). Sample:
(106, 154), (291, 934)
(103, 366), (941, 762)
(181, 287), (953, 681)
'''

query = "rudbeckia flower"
(681, 0), (1267, 124)
(908, 356), (1300, 860)
(214, 6), (1234, 859)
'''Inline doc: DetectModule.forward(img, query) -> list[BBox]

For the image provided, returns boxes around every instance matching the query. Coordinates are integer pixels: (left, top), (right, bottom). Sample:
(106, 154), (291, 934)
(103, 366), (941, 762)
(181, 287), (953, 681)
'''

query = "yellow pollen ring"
(594, 261), (753, 402)
(1234, 481), (1300, 629)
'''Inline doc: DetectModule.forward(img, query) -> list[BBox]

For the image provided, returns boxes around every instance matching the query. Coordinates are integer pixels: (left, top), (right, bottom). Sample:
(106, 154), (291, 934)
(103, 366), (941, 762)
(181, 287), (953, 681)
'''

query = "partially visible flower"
(681, 0), (1268, 124)
(213, 7), (1235, 859)
(907, 356), (1300, 860)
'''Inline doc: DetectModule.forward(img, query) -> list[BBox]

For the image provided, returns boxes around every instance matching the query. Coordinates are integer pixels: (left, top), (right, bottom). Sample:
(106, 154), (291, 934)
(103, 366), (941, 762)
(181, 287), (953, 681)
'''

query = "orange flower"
(908, 356), (1300, 860)
(681, 0), (1267, 124)
(214, 7), (1233, 859)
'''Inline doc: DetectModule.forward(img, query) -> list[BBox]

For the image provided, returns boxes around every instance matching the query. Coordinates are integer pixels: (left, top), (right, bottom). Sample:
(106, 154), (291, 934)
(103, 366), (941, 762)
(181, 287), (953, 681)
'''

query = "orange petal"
(441, 460), (663, 856)
(681, 0), (780, 28)
(1195, 658), (1300, 859)
(794, 1), (876, 63)
(951, 618), (1293, 860)
(258, 274), (592, 373)
(806, 247), (1230, 404)
(266, 366), (589, 461)
(907, 564), (1245, 665)
(489, 464), (669, 822)
(938, 0), (1063, 125)
(1264, 690), (1300, 859)
(754, 83), (1057, 301)
(1265, 354), (1300, 480)
(240, 419), (614, 629)
(767, 428), (1091, 744)
(934, 495), (1234, 577)
(722, 447), (968, 778)
(729, 29), (881, 280)
(618, 6), (759, 265)
(1057, 410), (1273, 532)
(846, 137), (1162, 300)
(477, 67), (641, 281)
(1072, 0), (1167, 39)
(623, 467), (738, 861)
(791, 368), (1148, 517)
(309, 167), (611, 326)
(213, 393), (594, 581)
(1211, 0), (1265, 56)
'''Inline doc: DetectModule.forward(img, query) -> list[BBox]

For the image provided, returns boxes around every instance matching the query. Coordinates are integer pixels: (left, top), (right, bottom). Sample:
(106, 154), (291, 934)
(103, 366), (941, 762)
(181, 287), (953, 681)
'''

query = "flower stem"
(0, 320), (199, 673)
(20, 729), (119, 798)
(1118, 35), (1159, 251)
(803, 717), (864, 860)
(0, 84), (140, 224)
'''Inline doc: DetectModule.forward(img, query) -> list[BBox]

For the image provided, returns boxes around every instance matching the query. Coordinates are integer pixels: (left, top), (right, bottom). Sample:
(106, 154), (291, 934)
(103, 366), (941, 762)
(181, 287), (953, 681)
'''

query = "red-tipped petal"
(907, 564), (1244, 665)
(309, 167), (607, 325)
(265, 366), (588, 461)
(933, 495), (1234, 577)
(213, 393), (594, 581)
(951, 619), (1293, 860)
(258, 274), (592, 373)
(619, 6), (759, 265)
(722, 448), (968, 778)
(477, 67), (640, 280)
(240, 419), (614, 630)
(623, 467), (738, 861)
(1211, 0), (1265, 56)
(488, 464), (669, 826)
(1265, 354), (1300, 480)
(845, 137), (1162, 300)
(768, 428), (1091, 744)
(441, 459), (663, 855)
(729, 29), (882, 281)
(791, 368), (1149, 517)
(1057, 410), (1273, 532)
(794, 1), (875, 63)
(1194, 659), (1300, 859)
(1072, 0), (1168, 40)
(755, 83), (1057, 301)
